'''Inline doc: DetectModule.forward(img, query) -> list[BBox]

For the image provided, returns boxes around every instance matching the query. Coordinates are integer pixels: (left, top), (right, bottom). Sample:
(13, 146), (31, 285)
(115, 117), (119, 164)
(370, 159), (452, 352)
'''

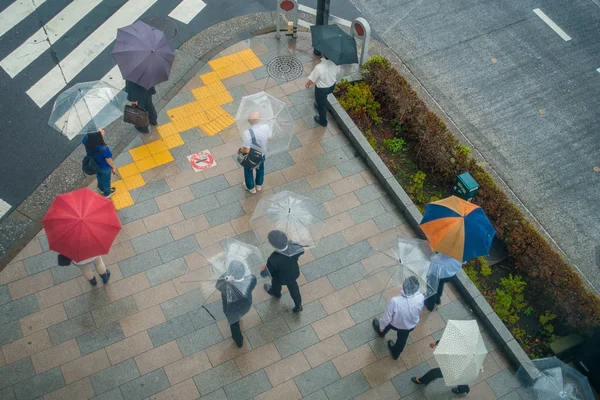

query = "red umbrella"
(42, 188), (121, 262)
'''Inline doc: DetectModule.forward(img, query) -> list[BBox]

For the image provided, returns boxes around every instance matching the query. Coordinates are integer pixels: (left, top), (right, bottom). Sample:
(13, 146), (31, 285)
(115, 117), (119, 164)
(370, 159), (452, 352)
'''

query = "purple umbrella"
(112, 20), (174, 90)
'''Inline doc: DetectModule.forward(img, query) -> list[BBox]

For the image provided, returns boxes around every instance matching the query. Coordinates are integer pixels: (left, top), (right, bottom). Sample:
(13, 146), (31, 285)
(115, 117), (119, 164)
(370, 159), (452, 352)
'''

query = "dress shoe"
(387, 340), (399, 360)
(372, 319), (384, 337)
(313, 116), (327, 127)
(451, 387), (470, 394)
(292, 306), (303, 313)
(263, 284), (281, 298)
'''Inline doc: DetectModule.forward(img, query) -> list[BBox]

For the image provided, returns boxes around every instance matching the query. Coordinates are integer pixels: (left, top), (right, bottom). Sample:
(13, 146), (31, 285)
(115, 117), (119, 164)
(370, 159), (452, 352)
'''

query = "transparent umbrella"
(517, 357), (595, 400)
(235, 91), (294, 156)
(48, 81), (127, 139)
(250, 191), (324, 257)
(182, 238), (269, 324)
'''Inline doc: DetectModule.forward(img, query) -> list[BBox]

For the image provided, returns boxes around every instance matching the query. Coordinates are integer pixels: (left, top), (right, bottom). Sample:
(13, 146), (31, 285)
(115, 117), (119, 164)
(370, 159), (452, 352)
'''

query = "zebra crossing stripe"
(102, 65), (126, 90)
(169, 0), (207, 24)
(26, 0), (158, 108)
(0, 0), (47, 38)
(0, 0), (103, 78)
(0, 199), (10, 219)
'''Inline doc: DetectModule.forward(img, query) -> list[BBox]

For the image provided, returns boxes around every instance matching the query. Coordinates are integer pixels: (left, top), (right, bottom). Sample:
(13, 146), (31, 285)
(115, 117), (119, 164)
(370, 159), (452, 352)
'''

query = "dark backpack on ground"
(238, 129), (264, 170)
(82, 146), (107, 175)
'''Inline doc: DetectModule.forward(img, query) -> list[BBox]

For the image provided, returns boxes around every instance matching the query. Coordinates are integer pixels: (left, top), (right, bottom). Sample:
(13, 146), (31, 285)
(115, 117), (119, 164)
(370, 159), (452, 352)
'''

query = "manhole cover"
(142, 16), (178, 40)
(266, 56), (304, 82)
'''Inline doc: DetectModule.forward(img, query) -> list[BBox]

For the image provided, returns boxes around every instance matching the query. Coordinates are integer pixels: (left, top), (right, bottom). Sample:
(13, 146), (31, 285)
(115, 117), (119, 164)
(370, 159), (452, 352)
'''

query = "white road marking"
(101, 65), (125, 89)
(169, 0), (206, 24)
(0, 0), (47, 38)
(297, 4), (352, 27)
(1, 0), (103, 78)
(0, 199), (10, 219)
(597, 68), (600, 73)
(533, 8), (571, 41)
(26, 0), (158, 108)
(298, 19), (313, 28)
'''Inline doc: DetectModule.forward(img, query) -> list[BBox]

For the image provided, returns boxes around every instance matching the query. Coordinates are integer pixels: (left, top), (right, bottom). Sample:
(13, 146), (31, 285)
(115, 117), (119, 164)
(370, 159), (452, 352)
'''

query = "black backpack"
(82, 146), (107, 175)
(238, 129), (264, 170)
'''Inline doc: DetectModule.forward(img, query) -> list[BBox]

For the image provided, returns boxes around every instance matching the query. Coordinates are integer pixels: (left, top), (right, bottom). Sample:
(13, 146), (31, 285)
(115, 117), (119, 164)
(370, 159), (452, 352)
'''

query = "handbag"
(238, 129), (264, 170)
(82, 146), (107, 175)
(123, 104), (149, 126)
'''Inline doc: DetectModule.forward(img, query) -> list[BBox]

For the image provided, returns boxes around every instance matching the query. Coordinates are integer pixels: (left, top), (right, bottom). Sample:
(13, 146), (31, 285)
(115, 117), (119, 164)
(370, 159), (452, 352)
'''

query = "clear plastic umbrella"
(434, 319), (488, 386)
(250, 191), (324, 257)
(517, 357), (595, 400)
(48, 81), (127, 139)
(182, 238), (269, 324)
(235, 91), (293, 157)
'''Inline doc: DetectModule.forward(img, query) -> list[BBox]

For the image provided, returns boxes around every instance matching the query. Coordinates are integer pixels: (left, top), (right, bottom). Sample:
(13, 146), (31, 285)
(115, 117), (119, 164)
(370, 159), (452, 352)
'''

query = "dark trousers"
(230, 321), (243, 345)
(96, 168), (112, 196)
(271, 278), (302, 308)
(420, 368), (470, 393)
(136, 97), (157, 132)
(314, 85), (335, 126)
(381, 325), (413, 358)
(425, 276), (453, 311)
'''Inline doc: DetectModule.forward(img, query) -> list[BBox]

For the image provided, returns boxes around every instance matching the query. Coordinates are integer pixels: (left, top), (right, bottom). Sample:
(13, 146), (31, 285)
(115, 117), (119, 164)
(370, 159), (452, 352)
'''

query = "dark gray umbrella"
(310, 24), (358, 65)
(112, 20), (174, 89)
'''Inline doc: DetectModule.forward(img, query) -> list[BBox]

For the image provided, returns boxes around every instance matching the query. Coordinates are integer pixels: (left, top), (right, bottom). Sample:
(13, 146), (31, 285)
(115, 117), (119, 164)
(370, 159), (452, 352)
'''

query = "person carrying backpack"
(237, 111), (273, 194)
(82, 130), (117, 198)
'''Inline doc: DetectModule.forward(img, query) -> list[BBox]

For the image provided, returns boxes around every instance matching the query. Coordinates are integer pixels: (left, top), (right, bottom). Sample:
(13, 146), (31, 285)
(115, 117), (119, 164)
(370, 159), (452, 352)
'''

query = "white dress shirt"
(379, 292), (425, 330)
(308, 59), (340, 88)
(242, 123), (273, 153)
(72, 256), (98, 266)
(431, 253), (464, 279)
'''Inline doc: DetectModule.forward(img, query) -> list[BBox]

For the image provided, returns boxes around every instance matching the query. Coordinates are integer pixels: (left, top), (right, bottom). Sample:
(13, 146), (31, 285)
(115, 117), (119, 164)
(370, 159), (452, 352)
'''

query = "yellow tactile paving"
(157, 122), (178, 138)
(152, 151), (175, 167)
(162, 133), (184, 149)
(111, 191), (134, 210)
(237, 49), (256, 60)
(129, 145), (151, 161)
(112, 180), (127, 193)
(135, 157), (158, 173)
(231, 63), (249, 75)
(123, 174), (145, 191)
(243, 57), (263, 70)
(118, 163), (140, 179)
(146, 140), (168, 155)
(200, 71), (220, 85)
(214, 91), (234, 105)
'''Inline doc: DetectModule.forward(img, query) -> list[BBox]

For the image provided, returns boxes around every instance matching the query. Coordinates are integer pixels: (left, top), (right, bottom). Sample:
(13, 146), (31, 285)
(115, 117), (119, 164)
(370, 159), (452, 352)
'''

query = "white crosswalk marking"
(0, 0), (47, 38)
(169, 0), (207, 24)
(297, 4), (352, 27)
(102, 65), (126, 90)
(0, 199), (10, 219)
(0, 0), (103, 78)
(26, 0), (158, 108)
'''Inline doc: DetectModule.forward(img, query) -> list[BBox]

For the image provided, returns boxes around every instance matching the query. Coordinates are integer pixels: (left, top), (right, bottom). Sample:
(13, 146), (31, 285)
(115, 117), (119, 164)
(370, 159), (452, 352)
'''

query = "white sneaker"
(256, 185), (262, 192)
(243, 184), (256, 194)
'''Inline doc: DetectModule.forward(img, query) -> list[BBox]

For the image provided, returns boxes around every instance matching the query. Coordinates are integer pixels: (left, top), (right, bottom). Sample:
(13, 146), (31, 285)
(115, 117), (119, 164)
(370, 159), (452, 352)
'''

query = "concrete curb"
(327, 92), (538, 380)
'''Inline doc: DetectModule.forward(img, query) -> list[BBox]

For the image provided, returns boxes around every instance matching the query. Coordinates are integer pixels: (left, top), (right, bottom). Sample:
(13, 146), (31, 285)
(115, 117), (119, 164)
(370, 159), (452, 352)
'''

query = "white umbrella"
(434, 320), (488, 386)
(48, 81), (127, 139)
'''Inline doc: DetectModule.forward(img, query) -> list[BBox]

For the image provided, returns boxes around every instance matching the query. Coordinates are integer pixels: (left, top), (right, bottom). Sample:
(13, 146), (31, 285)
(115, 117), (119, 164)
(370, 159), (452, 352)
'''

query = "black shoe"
(150, 121), (158, 126)
(135, 126), (150, 133)
(436, 297), (442, 305)
(411, 377), (424, 385)
(451, 387), (470, 394)
(89, 277), (98, 286)
(313, 102), (318, 109)
(264, 284), (281, 298)
(100, 269), (111, 285)
(293, 306), (303, 313)
(387, 340), (399, 360)
(313, 116), (327, 127)
(372, 319), (384, 337)
(234, 338), (243, 348)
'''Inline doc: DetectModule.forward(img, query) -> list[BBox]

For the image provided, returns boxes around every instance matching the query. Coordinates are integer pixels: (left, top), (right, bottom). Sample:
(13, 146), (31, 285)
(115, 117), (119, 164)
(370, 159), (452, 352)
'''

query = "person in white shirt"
(372, 276), (425, 360)
(425, 253), (464, 311)
(305, 54), (341, 127)
(57, 254), (111, 287)
(238, 111), (273, 194)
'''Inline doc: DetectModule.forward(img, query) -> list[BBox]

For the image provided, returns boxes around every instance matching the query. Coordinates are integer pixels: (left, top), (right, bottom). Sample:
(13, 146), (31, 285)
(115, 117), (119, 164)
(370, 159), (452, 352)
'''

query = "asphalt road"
(351, 0), (600, 292)
(0, 0), (361, 220)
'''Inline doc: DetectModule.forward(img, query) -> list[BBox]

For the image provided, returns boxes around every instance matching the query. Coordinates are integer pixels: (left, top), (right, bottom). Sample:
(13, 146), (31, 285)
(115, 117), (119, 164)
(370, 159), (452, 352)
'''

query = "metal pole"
(314, 0), (330, 55)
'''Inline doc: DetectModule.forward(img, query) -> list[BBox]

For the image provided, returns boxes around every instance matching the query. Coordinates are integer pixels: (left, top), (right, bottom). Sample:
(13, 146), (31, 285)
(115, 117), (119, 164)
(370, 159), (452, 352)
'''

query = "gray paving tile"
(232, 230), (261, 247)
(354, 184), (386, 204)
(498, 391), (523, 400)
(48, 312), (96, 345)
(129, 179), (171, 203)
(124, 136), (143, 152)
(0, 285), (11, 306)
(180, 127), (204, 143)
(340, 319), (381, 350)
(22, 251), (57, 275)
(327, 262), (368, 290)
(0, 387), (15, 400)
(146, 257), (189, 286)
(157, 237), (200, 264)
(203, 300), (226, 321)
(400, 389), (428, 400)
(310, 233), (348, 260)
(114, 152), (133, 168)
(0, 320), (22, 346)
(118, 250), (164, 278)
(188, 306), (217, 330)
(254, 293), (295, 322)
(117, 199), (160, 224)
(312, 148), (349, 171)
(147, 313), (195, 347)
(274, 326), (320, 358)
(303, 185), (337, 203)
(251, 66), (269, 80)
(487, 369), (522, 398)
(38, 236), (49, 252)
(295, 102), (314, 118)
(288, 106), (300, 120)
(333, 240), (374, 267)
(301, 254), (344, 282)
(63, 288), (112, 319)
(431, 328), (445, 342)
(186, 136), (224, 153)
(288, 89), (312, 105)
(176, 323), (223, 356)
(215, 185), (251, 206)
(90, 358), (140, 395)
(76, 321), (125, 355)
(193, 360), (241, 396)
(179, 194), (221, 219)
(283, 300), (327, 331)
(324, 370), (370, 400)
(294, 361), (341, 397)
(273, 178), (312, 195)
(264, 153), (294, 174)
(0, 358), (35, 390)
(347, 200), (386, 224)
(161, 289), (204, 320)
(51, 265), (83, 284)
(13, 367), (64, 400)
(229, 85), (248, 99)
(131, 228), (174, 254)
(437, 300), (473, 322)
(0, 295), (39, 326)
(379, 195), (398, 212)
(301, 389), (328, 400)
(391, 362), (433, 397)
(165, 91), (196, 110)
(320, 135), (350, 153)
(224, 369), (271, 400)
(91, 297), (138, 328)
(245, 316), (291, 348)
(373, 211), (406, 232)
(119, 368), (170, 400)
(90, 387), (123, 400)
(347, 295), (385, 324)
(336, 158), (367, 178)
(205, 202), (245, 227)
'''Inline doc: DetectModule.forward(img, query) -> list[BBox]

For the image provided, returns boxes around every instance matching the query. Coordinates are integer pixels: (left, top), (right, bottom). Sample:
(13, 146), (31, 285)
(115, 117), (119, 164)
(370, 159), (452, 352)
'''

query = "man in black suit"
(125, 80), (157, 133)
(260, 230), (304, 312)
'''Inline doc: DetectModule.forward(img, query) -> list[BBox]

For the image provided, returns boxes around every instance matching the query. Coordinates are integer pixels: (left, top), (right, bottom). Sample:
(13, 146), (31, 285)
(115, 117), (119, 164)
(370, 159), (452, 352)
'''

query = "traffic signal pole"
(314, 0), (331, 55)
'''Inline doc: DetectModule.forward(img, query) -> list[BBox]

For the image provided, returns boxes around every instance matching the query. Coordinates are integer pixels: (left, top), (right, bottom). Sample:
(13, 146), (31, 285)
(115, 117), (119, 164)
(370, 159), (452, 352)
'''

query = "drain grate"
(266, 56), (304, 82)
(142, 16), (178, 40)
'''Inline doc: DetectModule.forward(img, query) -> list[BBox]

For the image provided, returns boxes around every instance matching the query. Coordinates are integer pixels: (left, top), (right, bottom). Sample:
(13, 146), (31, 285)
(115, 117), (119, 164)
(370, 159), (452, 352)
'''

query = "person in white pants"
(58, 254), (111, 287)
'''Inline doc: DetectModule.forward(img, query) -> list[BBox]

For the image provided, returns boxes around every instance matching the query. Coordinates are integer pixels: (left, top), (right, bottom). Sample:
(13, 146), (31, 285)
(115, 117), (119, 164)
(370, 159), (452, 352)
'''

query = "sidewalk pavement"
(0, 32), (523, 400)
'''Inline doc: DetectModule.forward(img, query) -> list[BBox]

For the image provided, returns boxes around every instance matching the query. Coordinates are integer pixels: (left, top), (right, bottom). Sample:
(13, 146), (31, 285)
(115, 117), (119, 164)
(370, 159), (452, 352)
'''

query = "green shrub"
(407, 171), (427, 204)
(479, 257), (492, 277)
(337, 80), (382, 125)
(384, 137), (406, 153)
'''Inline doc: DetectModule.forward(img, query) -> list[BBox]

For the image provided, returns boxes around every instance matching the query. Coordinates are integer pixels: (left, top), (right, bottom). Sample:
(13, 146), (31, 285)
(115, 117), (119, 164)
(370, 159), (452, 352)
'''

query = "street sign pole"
(314, 0), (331, 55)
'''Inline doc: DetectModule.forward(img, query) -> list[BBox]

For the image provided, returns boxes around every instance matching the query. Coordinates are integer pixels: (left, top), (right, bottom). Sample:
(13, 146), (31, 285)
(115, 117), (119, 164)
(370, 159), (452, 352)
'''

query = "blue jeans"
(97, 168), (112, 196)
(244, 157), (265, 189)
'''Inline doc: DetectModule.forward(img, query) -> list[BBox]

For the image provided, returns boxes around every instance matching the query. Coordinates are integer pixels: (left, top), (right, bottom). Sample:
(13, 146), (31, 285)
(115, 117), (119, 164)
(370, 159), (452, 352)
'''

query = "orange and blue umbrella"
(419, 196), (495, 262)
